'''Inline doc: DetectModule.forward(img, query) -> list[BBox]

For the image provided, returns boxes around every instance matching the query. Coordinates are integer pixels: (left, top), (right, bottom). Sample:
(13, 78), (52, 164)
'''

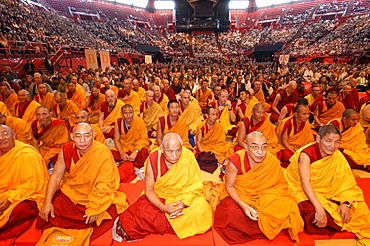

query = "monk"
(0, 125), (49, 241)
(153, 85), (169, 113)
(329, 109), (370, 171)
(140, 90), (164, 138)
(270, 81), (298, 124)
(72, 110), (106, 145)
(235, 90), (259, 120)
(114, 133), (212, 241)
(132, 78), (146, 102)
(285, 125), (370, 245)
(99, 89), (125, 139)
(349, 78), (360, 110)
(100, 77), (118, 95)
(253, 81), (271, 111)
(236, 103), (282, 155)
(214, 131), (303, 245)
(0, 82), (19, 117)
(34, 83), (55, 112)
(0, 101), (10, 116)
(178, 91), (203, 136)
(161, 79), (176, 101)
(195, 79), (213, 112)
(276, 98), (308, 125)
(112, 104), (150, 182)
(0, 113), (33, 144)
(117, 78), (141, 115)
(86, 87), (105, 124)
(338, 85), (355, 109)
(314, 90), (345, 128)
(38, 123), (128, 241)
(52, 92), (79, 126)
(276, 104), (314, 167)
(31, 106), (70, 166)
(15, 90), (40, 125)
(66, 82), (87, 109)
(157, 100), (192, 149)
(210, 89), (238, 137)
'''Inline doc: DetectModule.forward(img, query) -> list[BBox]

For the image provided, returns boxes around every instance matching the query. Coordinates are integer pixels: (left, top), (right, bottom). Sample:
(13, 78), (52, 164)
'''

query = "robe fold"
(119, 90), (141, 116)
(100, 99), (125, 138)
(196, 88), (212, 110)
(66, 90), (87, 109)
(317, 101), (345, 126)
(141, 101), (164, 132)
(239, 97), (260, 119)
(179, 100), (203, 134)
(52, 100), (80, 126)
(0, 101), (10, 116)
(154, 93), (169, 113)
(15, 100), (40, 125)
(6, 116), (33, 144)
(254, 90), (271, 111)
(286, 143), (370, 245)
(34, 92), (55, 112)
(159, 115), (192, 149)
(87, 94), (105, 124)
(211, 100), (237, 133)
(2, 92), (19, 117)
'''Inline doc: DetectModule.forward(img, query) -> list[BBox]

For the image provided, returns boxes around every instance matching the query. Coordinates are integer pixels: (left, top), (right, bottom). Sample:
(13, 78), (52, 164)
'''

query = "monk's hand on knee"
(0, 199), (11, 212)
(244, 205), (258, 221)
(165, 202), (184, 219)
(84, 214), (98, 224)
(39, 203), (55, 222)
(338, 204), (352, 224)
(313, 207), (327, 228)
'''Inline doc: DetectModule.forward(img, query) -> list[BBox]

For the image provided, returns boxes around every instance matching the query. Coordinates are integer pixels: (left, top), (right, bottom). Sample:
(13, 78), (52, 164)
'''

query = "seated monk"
(276, 104), (314, 167)
(214, 131), (303, 245)
(196, 106), (234, 171)
(0, 125), (49, 241)
(0, 113), (33, 144)
(132, 78), (146, 102)
(0, 101), (10, 116)
(285, 125), (370, 245)
(140, 90), (164, 138)
(161, 79), (176, 101)
(99, 89), (125, 139)
(235, 90), (259, 120)
(253, 81), (271, 111)
(314, 90), (345, 128)
(86, 87), (105, 124)
(114, 133), (212, 241)
(277, 98), (308, 125)
(210, 89), (238, 137)
(111, 104), (150, 183)
(338, 85), (355, 110)
(270, 81), (298, 124)
(152, 85), (169, 113)
(38, 123), (128, 241)
(34, 83), (55, 112)
(195, 79), (213, 112)
(157, 100), (192, 149)
(100, 77), (118, 95)
(0, 82), (19, 117)
(359, 103), (370, 147)
(15, 89), (40, 125)
(31, 106), (70, 166)
(117, 79), (141, 116)
(52, 92), (79, 126)
(66, 82), (87, 110)
(236, 103), (282, 155)
(329, 109), (370, 171)
(71, 110), (106, 145)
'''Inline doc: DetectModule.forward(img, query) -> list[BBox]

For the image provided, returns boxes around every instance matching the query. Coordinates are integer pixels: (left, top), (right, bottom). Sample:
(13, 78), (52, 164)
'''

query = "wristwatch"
(134, 149), (139, 153)
(342, 201), (351, 208)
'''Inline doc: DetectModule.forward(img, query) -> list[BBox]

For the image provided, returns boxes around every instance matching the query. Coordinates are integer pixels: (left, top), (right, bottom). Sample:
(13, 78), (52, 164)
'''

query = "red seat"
(91, 228), (113, 246)
(119, 181), (145, 205)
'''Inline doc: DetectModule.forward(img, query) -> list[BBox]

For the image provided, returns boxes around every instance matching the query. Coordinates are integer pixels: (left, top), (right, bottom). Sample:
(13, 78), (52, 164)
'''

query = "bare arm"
(156, 120), (163, 146)
(272, 94), (281, 114)
(227, 102), (236, 122)
(236, 105), (244, 120)
(237, 121), (247, 148)
(196, 128), (204, 152)
(98, 111), (104, 129)
(313, 105), (322, 126)
(281, 128), (294, 152)
(277, 106), (288, 125)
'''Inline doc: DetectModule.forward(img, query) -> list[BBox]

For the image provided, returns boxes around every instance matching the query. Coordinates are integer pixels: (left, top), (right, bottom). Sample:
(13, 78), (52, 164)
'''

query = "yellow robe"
(196, 88), (212, 109)
(0, 140), (49, 228)
(359, 103), (369, 128)
(102, 99), (125, 128)
(161, 115), (192, 149)
(220, 150), (303, 241)
(243, 97), (260, 118)
(15, 100), (40, 125)
(318, 101), (345, 126)
(87, 94), (105, 124)
(121, 90), (141, 116)
(0, 101), (10, 116)
(146, 147), (213, 239)
(180, 101), (203, 134)
(142, 101), (164, 132)
(2, 92), (19, 117)
(196, 121), (234, 163)
(34, 92), (55, 112)
(215, 100), (236, 133)
(91, 123), (106, 145)
(135, 87), (146, 102)
(286, 143), (370, 245)
(61, 141), (128, 223)
(155, 93), (169, 113)
(53, 100), (80, 126)
(254, 90), (271, 111)
(116, 117), (150, 153)
(67, 90), (87, 109)
(6, 116), (33, 144)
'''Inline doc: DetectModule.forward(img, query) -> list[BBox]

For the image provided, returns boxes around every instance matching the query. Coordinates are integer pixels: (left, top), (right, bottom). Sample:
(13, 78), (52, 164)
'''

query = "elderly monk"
(338, 85), (355, 110)
(153, 85), (169, 113)
(236, 103), (282, 155)
(314, 90), (345, 128)
(15, 90), (40, 125)
(114, 133), (212, 241)
(132, 78), (146, 102)
(0, 125), (49, 241)
(99, 89), (125, 139)
(0, 82), (19, 117)
(140, 90), (164, 138)
(196, 106), (234, 169)
(270, 81), (298, 124)
(210, 89), (238, 137)
(86, 87), (105, 124)
(214, 131), (303, 245)
(34, 83), (55, 112)
(112, 104), (150, 183)
(31, 106), (70, 166)
(71, 110), (106, 145)
(0, 113), (32, 144)
(0, 102), (10, 116)
(253, 81), (271, 111)
(178, 91), (203, 135)
(157, 100), (192, 149)
(195, 79), (213, 111)
(236, 90), (259, 120)
(117, 78), (141, 116)
(38, 123), (128, 241)
(276, 104), (314, 167)
(305, 86), (324, 118)
(66, 82), (87, 110)
(329, 109), (370, 171)
(52, 92), (79, 126)
(285, 125), (370, 245)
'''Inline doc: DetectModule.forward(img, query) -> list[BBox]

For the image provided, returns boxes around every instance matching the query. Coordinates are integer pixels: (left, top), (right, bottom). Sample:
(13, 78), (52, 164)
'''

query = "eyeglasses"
(74, 133), (92, 141)
(247, 144), (268, 152)
(0, 131), (12, 138)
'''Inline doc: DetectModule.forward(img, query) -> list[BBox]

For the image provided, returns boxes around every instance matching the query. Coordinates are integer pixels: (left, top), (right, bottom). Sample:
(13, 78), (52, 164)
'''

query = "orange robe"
(0, 140), (49, 240)
(100, 99), (125, 138)
(196, 88), (212, 110)
(159, 115), (192, 149)
(140, 101), (164, 132)
(286, 143), (370, 245)
(34, 92), (55, 112)
(86, 94), (105, 124)
(179, 100), (203, 134)
(119, 90), (141, 116)
(52, 100), (80, 126)
(2, 92), (19, 117)
(15, 100), (40, 125)
(66, 90), (87, 109)
(154, 93), (169, 113)
(254, 90), (271, 111)
(6, 116), (33, 144)
(211, 100), (237, 134)
(135, 87), (146, 102)
(316, 101), (345, 126)
(31, 119), (70, 164)
(0, 101), (10, 116)
(214, 150), (303, 244)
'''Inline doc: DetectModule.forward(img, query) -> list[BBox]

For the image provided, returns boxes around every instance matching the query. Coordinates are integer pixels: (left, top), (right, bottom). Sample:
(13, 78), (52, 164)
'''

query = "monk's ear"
(92, 130), (96, 139)
(315, 134), (321, 144)
(70, 133), (74, 141)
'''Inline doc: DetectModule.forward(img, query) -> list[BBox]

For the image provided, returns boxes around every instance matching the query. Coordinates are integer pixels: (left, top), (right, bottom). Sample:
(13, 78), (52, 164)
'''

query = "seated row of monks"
(1, 124), (370, 245)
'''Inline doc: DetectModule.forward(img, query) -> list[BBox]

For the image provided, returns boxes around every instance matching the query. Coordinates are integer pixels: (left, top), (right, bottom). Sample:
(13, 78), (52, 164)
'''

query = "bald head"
(0, 125), (15, 153)
(246, 131), (267, 144)
(17, 89), (30, 103)
(362, 104), (370, 123)
(76, 110), (90, 123)
(289, 81), (297, 91)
